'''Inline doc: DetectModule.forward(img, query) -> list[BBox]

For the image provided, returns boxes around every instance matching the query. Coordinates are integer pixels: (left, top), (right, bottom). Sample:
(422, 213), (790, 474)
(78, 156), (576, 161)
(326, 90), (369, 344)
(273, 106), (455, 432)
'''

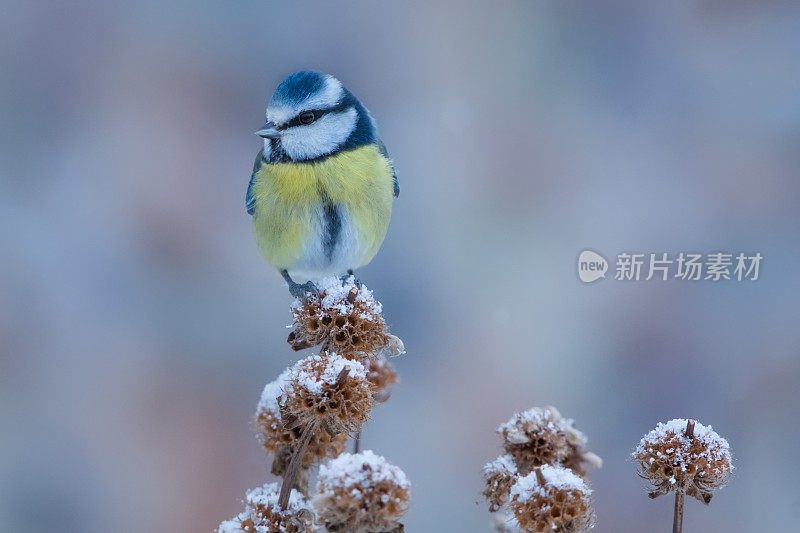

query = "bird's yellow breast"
(251, 144), (394, 274)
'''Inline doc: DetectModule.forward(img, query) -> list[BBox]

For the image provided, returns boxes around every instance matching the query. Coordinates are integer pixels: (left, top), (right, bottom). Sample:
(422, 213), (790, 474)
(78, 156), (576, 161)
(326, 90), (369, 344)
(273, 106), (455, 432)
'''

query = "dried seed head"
(483, 454), (519, 512)
(366, 356), (398, 403)
(315, 450), (410, 533)
(254, 369), (347, 467)
(510, 465), (595, 533)
(632, 418), (733, 503)
(283, 352), (373, 435)
(498, 407), (601, 476)
(287, 276), (391, 359)
(217, 482), (313, 533)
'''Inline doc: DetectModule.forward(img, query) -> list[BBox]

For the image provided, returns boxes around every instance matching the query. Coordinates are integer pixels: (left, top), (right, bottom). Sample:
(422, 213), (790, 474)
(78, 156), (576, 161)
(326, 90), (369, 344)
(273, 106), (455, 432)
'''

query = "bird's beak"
(255, 122), (280, 139)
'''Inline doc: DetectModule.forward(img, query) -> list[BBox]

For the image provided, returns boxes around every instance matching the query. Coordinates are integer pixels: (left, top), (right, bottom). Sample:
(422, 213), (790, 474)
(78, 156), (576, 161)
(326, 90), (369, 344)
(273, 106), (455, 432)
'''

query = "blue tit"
(246, 71), (399, 297)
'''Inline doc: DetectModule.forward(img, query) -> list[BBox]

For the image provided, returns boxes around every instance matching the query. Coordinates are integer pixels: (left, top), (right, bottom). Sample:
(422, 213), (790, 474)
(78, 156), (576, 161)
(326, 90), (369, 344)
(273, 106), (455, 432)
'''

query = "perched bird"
(247, 71), (398, 297)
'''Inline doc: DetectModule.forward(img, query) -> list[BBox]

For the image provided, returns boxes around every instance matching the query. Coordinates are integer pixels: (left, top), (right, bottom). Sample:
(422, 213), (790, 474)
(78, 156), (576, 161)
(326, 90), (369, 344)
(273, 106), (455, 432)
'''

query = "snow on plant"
(287, 276), (402, 360)
(483, 454), (519, 512)
(483, 406), (600, 533)
(219, 276), (408, 531)
(217, 482), (313, 533)
(632, 418), (733, 533)
(498, 406), (602, 477)
(282, 352), (373, 435)
(255, 368), (347, 485)
(315, 450), (410, 533)
(510, 465), (595, 533)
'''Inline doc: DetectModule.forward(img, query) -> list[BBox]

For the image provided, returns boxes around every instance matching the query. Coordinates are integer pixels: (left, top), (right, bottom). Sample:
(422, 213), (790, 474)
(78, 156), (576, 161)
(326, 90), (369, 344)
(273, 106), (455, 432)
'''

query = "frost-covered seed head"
(254, 369), (347, 467)
(366, 356), (398, 403)
(288, 276), (394, 359)
(498, 406), (601, 476)
(483, 454), (519, 512)
(509, 465), (595, 533)
(283, 352), (373, 435)
(632, 418), (733, 503)
(287, 276), (392, 359)
(217, 482), (313, 533)
(315, 450), (410, 533)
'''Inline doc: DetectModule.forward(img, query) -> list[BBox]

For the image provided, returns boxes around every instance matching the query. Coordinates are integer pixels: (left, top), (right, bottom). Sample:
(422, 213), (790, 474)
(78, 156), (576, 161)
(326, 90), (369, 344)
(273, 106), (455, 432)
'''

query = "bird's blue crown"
(262, 71), (379, 162)
(271, 70), (331, 108)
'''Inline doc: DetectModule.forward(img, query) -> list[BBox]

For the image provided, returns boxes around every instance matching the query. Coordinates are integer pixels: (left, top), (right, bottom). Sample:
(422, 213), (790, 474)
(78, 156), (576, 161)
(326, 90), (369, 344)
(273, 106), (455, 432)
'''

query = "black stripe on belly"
(320, 193), (342, 263)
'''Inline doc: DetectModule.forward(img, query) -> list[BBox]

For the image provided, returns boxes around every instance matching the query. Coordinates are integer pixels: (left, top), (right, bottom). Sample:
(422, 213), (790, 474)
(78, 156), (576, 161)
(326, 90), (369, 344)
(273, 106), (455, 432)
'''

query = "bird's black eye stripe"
(281, 110), (322, 129)
(278, 101), (351, 130)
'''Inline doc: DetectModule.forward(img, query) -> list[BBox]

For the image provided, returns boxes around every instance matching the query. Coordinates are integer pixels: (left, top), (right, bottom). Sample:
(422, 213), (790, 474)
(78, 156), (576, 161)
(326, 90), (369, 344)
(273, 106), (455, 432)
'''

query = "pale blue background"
(2, 1), (799, 531)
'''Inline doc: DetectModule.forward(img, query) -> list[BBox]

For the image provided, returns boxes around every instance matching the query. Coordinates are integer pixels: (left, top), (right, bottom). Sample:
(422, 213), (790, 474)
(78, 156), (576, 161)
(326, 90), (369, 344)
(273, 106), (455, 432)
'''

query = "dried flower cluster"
(287, 276), (401, 404)
(220, 276), (409, 532)
(510, 466), (595, 533)
(483, 406), (599, 533)
(255, 369), (348, 472)
(282, 352), (374, 435)
(498, 406), (602, 477)
(315, 451), (410, 533)
(632, 418), (733, 503)
(483, 455), (518, 512)
(287, 276), (394, 359)
(218, 483), (313, 533)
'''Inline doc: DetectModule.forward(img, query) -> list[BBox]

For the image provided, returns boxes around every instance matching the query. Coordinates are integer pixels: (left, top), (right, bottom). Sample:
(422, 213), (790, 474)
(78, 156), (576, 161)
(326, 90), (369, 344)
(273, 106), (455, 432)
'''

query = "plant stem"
(672, 489), (685, 533)
(353, 430), (361, 453)
(278, 421), (317, 509)
(534, 467), (546, 486)
(670, 418), (694, 532)
(684, 419), (695, 439)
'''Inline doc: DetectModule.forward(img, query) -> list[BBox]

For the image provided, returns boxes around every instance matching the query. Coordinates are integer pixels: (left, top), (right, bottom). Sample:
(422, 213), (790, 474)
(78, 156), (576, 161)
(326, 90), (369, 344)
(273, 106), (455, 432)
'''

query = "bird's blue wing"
(377, 140), (399, 198)
(246, 151), (263, 215)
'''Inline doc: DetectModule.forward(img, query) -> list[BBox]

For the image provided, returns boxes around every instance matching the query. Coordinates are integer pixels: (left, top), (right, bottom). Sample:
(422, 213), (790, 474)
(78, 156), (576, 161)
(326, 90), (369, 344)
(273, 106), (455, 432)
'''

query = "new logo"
(578, 250), (608, 283)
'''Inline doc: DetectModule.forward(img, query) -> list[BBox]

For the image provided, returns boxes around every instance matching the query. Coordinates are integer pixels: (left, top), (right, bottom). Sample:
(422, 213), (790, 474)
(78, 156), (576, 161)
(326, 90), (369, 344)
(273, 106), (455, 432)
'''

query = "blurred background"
(2, 1), (799, 531)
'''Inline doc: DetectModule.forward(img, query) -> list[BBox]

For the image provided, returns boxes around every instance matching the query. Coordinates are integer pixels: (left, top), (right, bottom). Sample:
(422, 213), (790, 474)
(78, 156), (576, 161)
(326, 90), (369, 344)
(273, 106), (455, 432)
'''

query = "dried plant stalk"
(279, 420), (318, 509)
(673, 488), (685, 533)
(219, 276), (408, 533)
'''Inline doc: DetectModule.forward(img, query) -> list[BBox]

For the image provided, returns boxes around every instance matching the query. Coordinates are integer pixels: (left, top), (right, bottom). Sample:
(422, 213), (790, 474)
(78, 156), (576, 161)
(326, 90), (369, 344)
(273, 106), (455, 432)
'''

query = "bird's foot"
(288, 281), (318, 299)
(281, 270), (318, 299)
(342, 269), (362, 288)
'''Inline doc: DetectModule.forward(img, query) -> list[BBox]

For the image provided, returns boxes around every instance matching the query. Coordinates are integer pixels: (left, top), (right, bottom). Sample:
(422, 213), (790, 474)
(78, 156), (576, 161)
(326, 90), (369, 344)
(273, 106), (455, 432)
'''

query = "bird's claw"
(281, 269), (318, 299)
(288, 281), (318, 299)
(343, 270), (362, 288)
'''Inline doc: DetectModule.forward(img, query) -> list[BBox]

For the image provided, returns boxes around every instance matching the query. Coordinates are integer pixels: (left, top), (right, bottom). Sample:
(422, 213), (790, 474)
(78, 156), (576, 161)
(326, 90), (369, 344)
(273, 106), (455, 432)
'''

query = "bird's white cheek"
(280, 108), (357, 161)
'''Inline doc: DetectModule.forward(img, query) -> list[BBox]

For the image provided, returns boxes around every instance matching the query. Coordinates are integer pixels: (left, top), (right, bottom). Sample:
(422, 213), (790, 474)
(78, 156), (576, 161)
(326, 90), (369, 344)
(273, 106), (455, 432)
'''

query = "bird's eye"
(298, 111), (315, 125)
